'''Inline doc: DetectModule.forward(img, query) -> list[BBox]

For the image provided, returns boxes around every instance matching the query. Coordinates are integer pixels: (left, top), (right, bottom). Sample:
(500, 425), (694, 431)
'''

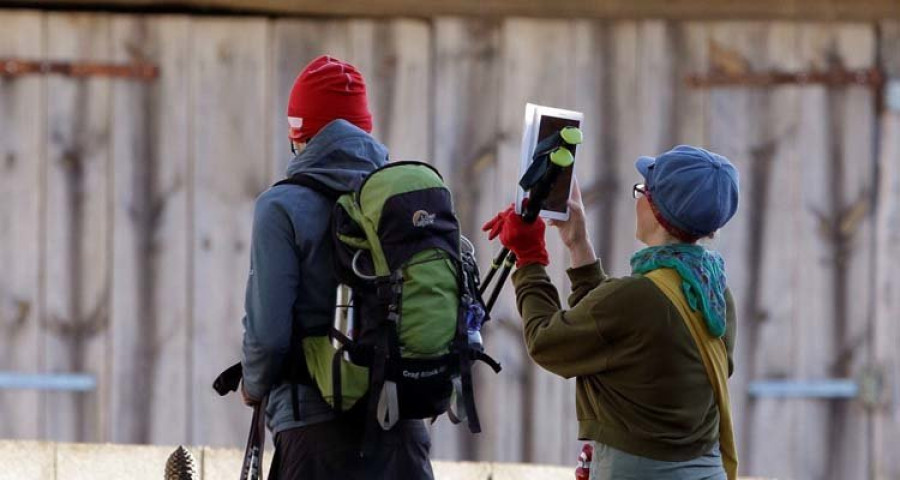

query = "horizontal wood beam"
(7, 0), (900, 20)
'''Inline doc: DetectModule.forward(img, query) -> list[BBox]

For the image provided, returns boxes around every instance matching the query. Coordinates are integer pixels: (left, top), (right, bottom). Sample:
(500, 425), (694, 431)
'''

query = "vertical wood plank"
(0, 10), (45, 440)
(799, 22), (877, 480)
(570, 20), (606, 271)
(430, 17), (503, 461)
(707, 22), (806, 479)
(495, 18), (580, 466)
(268, 19), (430, 176)
(874, 21), (900, 480)
(190, 17), (270, 447)
(750, 24), (808, 480)
(591, 22), (641, 278)
(43, 12), (113, 443)
(671, 22), (711, 147)
(794, 23), (876, 480)
(269, 19), (359, 184)
(832, 24), (878, 480)
(372, 20), (431, 163)
(110, 15), (191, 445)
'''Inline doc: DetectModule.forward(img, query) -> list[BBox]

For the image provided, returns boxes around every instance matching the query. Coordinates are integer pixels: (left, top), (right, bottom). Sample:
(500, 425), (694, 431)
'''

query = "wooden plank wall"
(0, 10), (897, 478)
(875, 21), (900, 480)
(0, 10), (44, 440)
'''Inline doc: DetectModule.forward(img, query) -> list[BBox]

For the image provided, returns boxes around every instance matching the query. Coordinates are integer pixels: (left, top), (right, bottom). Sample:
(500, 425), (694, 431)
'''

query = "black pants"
(268, 417), (434, 480)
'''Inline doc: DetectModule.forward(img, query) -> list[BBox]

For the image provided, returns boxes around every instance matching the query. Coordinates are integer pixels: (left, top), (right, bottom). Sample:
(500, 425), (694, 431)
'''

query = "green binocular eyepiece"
(559, 126), (583, 146)
(549, 147), (575, 168)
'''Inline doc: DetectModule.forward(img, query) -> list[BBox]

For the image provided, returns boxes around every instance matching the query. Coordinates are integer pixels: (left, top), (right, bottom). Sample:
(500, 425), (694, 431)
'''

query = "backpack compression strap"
(455, 258), (502, 434)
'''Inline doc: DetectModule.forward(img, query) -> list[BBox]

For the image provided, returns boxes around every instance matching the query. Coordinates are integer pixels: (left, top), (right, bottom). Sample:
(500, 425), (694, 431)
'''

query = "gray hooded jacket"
(241, 119), (388, 434)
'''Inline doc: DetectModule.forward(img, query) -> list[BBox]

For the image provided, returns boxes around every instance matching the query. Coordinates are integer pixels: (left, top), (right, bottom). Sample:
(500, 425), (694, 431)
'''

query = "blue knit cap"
(635, 145), (740, 238)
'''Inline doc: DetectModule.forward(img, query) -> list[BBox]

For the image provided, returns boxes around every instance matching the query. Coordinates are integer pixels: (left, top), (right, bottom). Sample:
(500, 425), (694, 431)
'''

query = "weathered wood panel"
(792, 23), (875, 480)
(109, 15), (192, 445)
(589, 21), (641, 277)
(0, 13), (892, 476)
(494, 18), (581, 465)
(874, 22), (900, 480)
(369, 21), (431, 163)
(706, 22), (794, 478)
(268, 19), (430, 178)
(269, 19), (365, 183)
(823, 24), (877, 480)
(43, 13), (112, 443)
(190, 17), (270, 447)
(0, 10), (45, 440)
(430, 17), (503, 461)
(22, 0), (900, 21)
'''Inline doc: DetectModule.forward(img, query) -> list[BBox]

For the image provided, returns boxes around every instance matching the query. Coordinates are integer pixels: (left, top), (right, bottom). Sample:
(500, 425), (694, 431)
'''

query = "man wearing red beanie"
(240, 55), (434, 480)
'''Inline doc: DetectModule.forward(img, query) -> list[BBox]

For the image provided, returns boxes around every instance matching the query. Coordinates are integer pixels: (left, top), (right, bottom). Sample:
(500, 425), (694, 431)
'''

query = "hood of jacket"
(285, 119), (388, 193)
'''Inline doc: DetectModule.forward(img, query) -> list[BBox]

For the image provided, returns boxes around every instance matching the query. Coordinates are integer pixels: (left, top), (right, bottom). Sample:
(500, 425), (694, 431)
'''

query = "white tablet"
(516, 103), (583, 221)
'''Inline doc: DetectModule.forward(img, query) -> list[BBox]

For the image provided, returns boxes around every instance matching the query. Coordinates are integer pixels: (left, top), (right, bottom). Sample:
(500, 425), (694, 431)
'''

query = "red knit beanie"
(286, 55), (373, 143)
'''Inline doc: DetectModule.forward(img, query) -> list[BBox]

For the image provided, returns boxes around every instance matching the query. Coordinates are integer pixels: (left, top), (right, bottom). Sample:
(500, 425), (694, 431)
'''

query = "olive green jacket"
(511, 260), (736, 462)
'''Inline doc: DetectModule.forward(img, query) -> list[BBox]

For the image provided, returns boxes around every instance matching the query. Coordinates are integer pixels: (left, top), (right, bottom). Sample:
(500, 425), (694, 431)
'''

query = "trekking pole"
(485, 251), (516, 312)
(481, 126), (582, 314)
(479, 247), (510, 296)
(212, 363), (267, 480)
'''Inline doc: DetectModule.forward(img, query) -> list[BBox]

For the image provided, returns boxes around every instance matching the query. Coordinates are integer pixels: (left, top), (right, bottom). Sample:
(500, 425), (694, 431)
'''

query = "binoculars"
(480, 126), (583, 313)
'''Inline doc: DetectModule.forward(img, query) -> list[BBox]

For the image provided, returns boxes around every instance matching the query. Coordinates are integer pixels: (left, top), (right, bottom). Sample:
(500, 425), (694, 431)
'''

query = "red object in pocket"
(575, 443), (593, 480)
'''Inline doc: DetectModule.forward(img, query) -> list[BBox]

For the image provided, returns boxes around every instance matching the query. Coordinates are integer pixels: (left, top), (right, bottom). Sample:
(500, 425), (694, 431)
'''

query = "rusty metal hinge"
(0, 58), (159, 80)
(686, 68), (884, 89)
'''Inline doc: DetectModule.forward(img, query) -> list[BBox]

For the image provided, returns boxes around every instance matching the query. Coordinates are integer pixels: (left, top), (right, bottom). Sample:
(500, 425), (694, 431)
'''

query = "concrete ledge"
(0, 440), (769, 479)
(0, 440), (55, 480)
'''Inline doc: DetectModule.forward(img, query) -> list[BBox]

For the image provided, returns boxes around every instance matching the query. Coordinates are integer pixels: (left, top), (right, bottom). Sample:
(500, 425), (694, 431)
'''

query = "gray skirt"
(589, 442), (726, 480)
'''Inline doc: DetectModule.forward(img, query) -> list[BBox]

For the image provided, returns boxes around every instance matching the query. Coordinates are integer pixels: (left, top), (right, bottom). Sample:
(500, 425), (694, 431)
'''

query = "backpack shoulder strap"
(272, 173), (344, 421)
(274, 173), (344, 202)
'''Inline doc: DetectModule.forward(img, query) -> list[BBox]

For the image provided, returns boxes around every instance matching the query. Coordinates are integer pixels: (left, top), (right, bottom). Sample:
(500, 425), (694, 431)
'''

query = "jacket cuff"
(567, 260), (603, 285)
(512, 263), (549, 287)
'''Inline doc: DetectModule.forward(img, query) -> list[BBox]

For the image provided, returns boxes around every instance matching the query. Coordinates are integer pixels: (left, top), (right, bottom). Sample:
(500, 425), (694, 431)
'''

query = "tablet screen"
(534, 115), (580, 214)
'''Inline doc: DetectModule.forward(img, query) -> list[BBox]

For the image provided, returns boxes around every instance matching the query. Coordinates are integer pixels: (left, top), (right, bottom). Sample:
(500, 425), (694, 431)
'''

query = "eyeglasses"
(632, 183), (647, 199)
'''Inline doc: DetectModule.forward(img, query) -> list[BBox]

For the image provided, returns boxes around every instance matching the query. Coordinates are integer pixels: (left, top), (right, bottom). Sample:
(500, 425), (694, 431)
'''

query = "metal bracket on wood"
(0, 372), (96, 392)
(748, 369), (886, 407)
(0, 58), (159, 80)
(686, 68), (884, 89)
(886, 79), (900, 112)
(748, 379), (859, 398)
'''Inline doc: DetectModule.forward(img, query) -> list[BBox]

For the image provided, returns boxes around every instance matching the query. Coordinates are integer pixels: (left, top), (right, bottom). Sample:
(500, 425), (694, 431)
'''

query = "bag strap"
(274, 173), (344, 202)
(329, 327), (356, 414)
(273, 173), (346, 421)
(645, 268), (738, 480)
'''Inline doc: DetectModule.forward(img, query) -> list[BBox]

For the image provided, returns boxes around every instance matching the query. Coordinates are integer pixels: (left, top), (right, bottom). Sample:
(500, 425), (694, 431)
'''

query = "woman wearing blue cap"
(483, 145), (740, 480)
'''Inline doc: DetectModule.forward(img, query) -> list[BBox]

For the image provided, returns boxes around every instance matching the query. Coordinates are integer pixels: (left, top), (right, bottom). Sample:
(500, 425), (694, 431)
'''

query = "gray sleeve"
(241, 194), (300, 400)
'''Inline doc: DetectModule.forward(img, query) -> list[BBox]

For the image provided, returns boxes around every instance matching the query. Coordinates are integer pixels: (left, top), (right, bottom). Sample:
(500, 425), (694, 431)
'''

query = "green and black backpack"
(276, 161), (501, 448)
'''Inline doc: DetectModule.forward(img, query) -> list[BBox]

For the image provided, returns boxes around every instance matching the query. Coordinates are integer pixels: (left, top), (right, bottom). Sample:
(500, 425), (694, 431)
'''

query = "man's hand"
(241, 381), (261, 407)
(548, 180), (596, 268)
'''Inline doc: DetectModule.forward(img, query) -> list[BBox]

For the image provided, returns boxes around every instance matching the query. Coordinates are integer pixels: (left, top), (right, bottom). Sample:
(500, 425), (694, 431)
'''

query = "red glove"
(481, 203), (549, 267)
